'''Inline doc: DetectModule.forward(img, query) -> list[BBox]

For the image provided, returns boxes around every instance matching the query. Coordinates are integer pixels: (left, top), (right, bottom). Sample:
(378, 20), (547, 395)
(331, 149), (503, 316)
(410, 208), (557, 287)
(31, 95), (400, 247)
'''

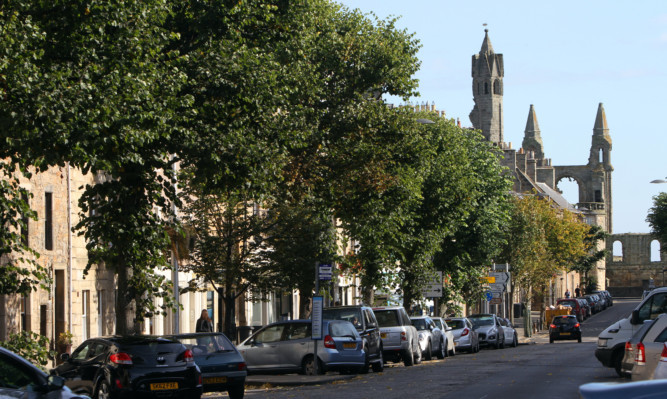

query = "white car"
(499, 317), (519, 347)
(432, 317), (456, 356)
(444, 317), (479, 353)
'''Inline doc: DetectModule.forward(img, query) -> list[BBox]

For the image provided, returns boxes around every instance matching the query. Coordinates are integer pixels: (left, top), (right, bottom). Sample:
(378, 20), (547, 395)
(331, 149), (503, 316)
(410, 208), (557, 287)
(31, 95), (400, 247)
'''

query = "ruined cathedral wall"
(605, 233), (666, 297)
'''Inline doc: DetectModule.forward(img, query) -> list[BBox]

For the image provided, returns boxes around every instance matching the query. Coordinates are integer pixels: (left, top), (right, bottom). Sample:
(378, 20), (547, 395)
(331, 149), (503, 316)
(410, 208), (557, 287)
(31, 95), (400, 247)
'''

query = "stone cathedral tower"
(469, 29), (504, 144)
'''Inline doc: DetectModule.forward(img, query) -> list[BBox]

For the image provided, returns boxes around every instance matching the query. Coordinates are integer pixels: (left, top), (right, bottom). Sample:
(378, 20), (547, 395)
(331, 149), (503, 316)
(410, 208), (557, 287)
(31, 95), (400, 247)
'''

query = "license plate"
(381, 333), (387, 339)
(204, 377), (227, 384)
(150, 382), (178, 391)
(560, 332), (571, 336)
(343, 342), (356, 349)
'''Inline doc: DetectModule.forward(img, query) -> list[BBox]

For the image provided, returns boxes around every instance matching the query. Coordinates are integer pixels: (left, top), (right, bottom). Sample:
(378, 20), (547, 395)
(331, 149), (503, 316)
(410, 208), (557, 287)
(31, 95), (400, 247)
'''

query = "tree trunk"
(115, 264), (136, 335)
(223, 293), (236, 342)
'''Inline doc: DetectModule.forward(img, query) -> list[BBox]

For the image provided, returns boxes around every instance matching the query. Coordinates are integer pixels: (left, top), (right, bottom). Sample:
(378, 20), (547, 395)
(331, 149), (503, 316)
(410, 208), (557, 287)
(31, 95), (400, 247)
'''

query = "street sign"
(490, 291), (502, 298)
(489, 298), (502, 305)
(422, 271), (443, 298)
(489, 282), (506, 292)
(482, 276), (495, 283)
(489, 272), (509, 284)
(485, 292), (493, 301)
(318, 264), (333, 281)
(311, 296), (323, 340)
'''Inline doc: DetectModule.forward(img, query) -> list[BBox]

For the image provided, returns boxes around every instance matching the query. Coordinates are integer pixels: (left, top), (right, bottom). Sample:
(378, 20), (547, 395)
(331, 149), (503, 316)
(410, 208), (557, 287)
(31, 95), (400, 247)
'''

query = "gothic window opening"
(613, 240), (623, 262)
(484, 82), (489, 94)
(494, 79), (501, 94)
(595, 190), (602, 203)
(651, 240), (661, 262)
(598, 148), (603, 163)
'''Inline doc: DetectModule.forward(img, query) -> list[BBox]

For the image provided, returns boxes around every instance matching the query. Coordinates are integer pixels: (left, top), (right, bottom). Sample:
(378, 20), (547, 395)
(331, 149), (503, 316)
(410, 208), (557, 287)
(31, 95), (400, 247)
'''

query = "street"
(205, 298), (638, 399)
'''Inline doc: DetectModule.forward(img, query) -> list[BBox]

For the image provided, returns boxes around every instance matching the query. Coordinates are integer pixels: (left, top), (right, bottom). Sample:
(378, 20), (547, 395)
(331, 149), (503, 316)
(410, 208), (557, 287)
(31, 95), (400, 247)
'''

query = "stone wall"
(606, 233), (665, 297)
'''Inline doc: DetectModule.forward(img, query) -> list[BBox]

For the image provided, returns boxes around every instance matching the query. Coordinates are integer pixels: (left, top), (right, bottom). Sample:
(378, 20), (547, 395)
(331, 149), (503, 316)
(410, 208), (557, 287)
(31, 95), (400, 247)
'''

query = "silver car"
(373, 306), (422, 366)
(499, 317), (519, 347)
(630, 313), (667, 380)
(432, 317), (456, 356)
(237, 319), (365, 375)
(469, 313), (505, 349)
(444, 317), (479, 353)
(410, 316), (446, 360)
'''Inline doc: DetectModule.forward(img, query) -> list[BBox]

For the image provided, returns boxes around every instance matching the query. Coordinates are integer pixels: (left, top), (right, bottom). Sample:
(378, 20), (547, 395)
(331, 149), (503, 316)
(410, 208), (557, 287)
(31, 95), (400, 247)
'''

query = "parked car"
(372, 306), (422, 366)
(498, 317), (518, 347)
(444, 317), (479, 353)
(620, 320), (655, 378)
(237, 319), (366, 375)
(168, 333), (245, 398)
(594, 290), (613, 307)
(556, 298), (586, 322)
(578, 298), (592, 319)
(596, 287), (667, 376)
(51, 335), (202, 399)
(583, 294), (601, 314)
(549, 315), (582, 343)
(321, 305), (384, 373)
(629, 313), (667, 380)
(0, 346), (89, 399)
(432, 317), (456, 356)
(469, 314), (505, 349)
(410, 316), (445, 360)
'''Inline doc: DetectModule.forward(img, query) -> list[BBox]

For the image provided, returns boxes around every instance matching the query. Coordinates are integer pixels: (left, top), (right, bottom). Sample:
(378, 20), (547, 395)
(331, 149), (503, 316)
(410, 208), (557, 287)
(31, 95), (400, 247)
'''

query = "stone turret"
(522, 104), (544, 160)
(469, 29), (504, 144)
(588, 102), (613, 170)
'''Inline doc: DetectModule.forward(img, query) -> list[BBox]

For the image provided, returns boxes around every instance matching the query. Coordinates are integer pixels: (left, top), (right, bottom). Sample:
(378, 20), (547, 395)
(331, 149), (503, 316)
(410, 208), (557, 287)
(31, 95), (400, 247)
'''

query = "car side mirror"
(60, 353), (70, 362)
(47, 375), (66, 391)
(631, 310), (641, 325)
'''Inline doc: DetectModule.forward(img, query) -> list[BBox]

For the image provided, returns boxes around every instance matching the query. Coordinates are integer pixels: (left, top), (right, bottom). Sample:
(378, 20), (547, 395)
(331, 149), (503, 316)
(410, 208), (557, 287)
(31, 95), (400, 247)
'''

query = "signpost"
(319, 264), (333, 281)
(422, 271), (444, 298)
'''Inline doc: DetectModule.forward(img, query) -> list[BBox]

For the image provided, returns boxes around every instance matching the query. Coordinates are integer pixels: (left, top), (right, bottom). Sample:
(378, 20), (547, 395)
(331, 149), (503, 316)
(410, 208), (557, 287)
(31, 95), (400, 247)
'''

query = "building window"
(44, 192), (53, 250)
(20, 296), (29, 331)
(484, 82), (489, 94)
(97, 290), (104, 336)
(82, 290), (90, 341)
(595, 190), (602, 203)
(20, 191), (29, 247)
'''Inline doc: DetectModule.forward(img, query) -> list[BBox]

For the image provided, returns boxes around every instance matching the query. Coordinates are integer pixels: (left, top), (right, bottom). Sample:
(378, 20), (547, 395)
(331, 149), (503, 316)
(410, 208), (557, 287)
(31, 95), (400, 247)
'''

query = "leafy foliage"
(647, 192), (667, 253)
(0, 331), (55, 369)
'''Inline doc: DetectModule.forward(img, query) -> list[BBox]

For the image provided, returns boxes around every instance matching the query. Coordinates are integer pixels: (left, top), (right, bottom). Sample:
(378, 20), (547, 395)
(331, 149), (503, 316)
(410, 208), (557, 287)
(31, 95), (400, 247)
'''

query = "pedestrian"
(565, 289), (571, 298)
(196, 309), (213, 332)
(575, 285), (581, 298)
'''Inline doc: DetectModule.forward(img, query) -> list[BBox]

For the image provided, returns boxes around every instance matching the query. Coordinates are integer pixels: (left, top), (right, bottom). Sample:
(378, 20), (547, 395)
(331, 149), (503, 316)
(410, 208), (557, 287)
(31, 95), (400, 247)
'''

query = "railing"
(576, 202), (605, 211)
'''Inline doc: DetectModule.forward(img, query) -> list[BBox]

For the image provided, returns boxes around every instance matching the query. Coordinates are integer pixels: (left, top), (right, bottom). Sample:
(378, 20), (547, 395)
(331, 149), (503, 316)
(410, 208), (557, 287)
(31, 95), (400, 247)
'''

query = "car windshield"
(445, 319), (465, 329)
(433, 320), (443, 329)
(329, 321), (359, 338)
(553, 317), (576, 325)
(374, 310), (400, 327)
(470, 316), (494, 327)
(411, 319), (428, 330)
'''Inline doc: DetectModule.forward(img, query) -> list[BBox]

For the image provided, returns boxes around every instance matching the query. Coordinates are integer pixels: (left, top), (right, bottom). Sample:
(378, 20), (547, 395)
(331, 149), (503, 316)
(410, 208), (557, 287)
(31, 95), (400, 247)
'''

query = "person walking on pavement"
(565, 289), (571, 298)
(575, 285), (581, 297)
(196, 309), (213, 332)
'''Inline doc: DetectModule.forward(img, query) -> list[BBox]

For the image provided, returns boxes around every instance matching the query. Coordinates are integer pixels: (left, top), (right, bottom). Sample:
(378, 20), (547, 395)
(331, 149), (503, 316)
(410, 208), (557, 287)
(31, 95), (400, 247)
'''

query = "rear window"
(177, 335), (236, 355)
(374, 310), (400, 327)
(558, 300), (577, 308)
(329, 322), (358, 338)
(411, 319), (428, 331)
(553, 317), (576, 325)
(445, 319), (465, 329)
(121, 341), (185, 358)
(322, 308), (363, 330)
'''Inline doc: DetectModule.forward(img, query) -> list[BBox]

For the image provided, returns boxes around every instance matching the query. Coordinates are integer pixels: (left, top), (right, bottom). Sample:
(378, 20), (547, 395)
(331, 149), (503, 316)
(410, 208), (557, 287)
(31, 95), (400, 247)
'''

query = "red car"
(556, 298), (586, 322)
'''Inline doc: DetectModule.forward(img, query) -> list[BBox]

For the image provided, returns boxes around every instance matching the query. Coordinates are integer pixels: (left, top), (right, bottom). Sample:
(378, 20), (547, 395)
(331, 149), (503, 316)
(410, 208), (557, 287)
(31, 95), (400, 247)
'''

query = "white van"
(595, 287), (667, 376)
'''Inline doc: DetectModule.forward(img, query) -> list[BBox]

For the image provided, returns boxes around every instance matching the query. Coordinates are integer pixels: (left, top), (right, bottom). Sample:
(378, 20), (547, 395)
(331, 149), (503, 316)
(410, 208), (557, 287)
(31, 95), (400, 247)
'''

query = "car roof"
(0, 346), (47, 377)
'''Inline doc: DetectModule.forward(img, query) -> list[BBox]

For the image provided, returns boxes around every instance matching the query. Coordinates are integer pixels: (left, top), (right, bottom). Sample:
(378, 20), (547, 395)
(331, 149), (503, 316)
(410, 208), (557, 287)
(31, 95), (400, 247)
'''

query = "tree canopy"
(648, 192), (667, 253)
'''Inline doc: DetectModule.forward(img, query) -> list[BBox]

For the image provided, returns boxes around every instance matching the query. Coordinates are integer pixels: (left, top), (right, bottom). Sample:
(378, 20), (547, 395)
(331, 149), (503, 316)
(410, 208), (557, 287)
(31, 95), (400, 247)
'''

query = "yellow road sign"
(482, 276), (495, 283)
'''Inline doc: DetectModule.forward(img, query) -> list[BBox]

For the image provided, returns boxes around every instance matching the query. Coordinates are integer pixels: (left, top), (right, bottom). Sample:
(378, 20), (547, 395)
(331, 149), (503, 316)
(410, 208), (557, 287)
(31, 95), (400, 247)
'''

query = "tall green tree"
(647, 192), (667, 254)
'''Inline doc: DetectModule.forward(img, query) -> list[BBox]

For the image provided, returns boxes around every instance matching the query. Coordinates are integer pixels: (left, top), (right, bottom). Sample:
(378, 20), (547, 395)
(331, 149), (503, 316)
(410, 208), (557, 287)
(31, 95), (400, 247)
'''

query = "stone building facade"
(606, 233), (665, 296)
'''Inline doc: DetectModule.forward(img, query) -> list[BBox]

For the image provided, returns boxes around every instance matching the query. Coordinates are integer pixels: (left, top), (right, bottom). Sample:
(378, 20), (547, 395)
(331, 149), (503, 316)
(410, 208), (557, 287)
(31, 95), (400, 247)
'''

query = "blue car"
(237, 319), (366, 375)
(169, 333), (246, 399)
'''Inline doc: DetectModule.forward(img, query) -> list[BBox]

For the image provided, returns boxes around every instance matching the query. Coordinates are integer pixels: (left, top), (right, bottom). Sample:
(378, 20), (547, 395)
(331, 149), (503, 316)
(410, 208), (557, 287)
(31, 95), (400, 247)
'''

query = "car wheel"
(228, 385), (245, 399)
(424, 341), (433, 360)
(403, 346), (414, 366)
(437, 339), (446, 359)
(449, 342), (456, 357)
(512, 334), (518, 347)
(578, 335), (582, 343)
(613, 349), (624, 377)
(302, 355), (324, 376)
(359, 347), (370, 374)
(549, 337), (554, 344)
(372, 349), (384, 372)
(95, 380), (111, 399)
(414, 344), (422, 364)
(499, 335), (505, 349)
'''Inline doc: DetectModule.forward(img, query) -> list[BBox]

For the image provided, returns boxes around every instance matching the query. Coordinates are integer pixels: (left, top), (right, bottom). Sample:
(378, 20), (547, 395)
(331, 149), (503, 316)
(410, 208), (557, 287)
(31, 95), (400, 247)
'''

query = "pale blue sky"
(337, 0), (667, 235)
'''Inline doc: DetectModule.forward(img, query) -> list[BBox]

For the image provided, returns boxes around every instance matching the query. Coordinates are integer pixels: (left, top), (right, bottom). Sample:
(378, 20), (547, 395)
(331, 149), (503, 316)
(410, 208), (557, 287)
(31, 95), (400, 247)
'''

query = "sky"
(336, 0), (667, 235)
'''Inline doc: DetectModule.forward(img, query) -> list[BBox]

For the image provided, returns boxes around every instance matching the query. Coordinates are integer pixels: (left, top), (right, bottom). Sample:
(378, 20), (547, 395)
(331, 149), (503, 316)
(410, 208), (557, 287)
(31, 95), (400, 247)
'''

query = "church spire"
(522, 104), (544, 159)
(593, 102), (610, 138)
(588, 103), (612, 169)
(480, 29), (494, 54)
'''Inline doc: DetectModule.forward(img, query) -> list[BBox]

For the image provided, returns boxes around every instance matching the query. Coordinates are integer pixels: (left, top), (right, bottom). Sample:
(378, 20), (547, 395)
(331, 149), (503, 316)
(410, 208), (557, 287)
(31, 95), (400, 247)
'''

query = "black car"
(322, 305), (384, 373)
(0, 346), (88, 399)
(168, 333), (245, 398)
(549, 315), (582, 343)
(51, 336), (202, 399)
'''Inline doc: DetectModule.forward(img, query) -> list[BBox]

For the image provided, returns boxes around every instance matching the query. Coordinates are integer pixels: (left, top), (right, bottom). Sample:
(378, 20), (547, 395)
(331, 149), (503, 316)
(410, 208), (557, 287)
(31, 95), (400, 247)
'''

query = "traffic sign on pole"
(422, 271), (443, 298)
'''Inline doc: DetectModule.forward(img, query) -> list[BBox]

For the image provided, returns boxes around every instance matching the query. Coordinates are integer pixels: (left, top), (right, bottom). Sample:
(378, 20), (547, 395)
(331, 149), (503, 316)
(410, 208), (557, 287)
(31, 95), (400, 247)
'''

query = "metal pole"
(314, 262), (319, 375)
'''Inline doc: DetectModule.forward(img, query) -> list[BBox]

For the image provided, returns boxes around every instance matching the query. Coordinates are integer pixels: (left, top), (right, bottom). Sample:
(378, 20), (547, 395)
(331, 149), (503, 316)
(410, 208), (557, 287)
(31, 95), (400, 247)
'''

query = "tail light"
(109, 352), (133, 365)
(636, 342), (646, 366)
(115, 378), (123, 389)
(461, 328), (469, 337)
(198, 374), (202, 385)
(574, 323), (580, 328)
(660, 343), (667, 362)
(183, 349), (194, 363)
(238, 362), (247, 371)
(400, 331), (407, 341)
(625, 341), (633, 352)
(324, 335), (336, 349)
(549, 324), (556, 329)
